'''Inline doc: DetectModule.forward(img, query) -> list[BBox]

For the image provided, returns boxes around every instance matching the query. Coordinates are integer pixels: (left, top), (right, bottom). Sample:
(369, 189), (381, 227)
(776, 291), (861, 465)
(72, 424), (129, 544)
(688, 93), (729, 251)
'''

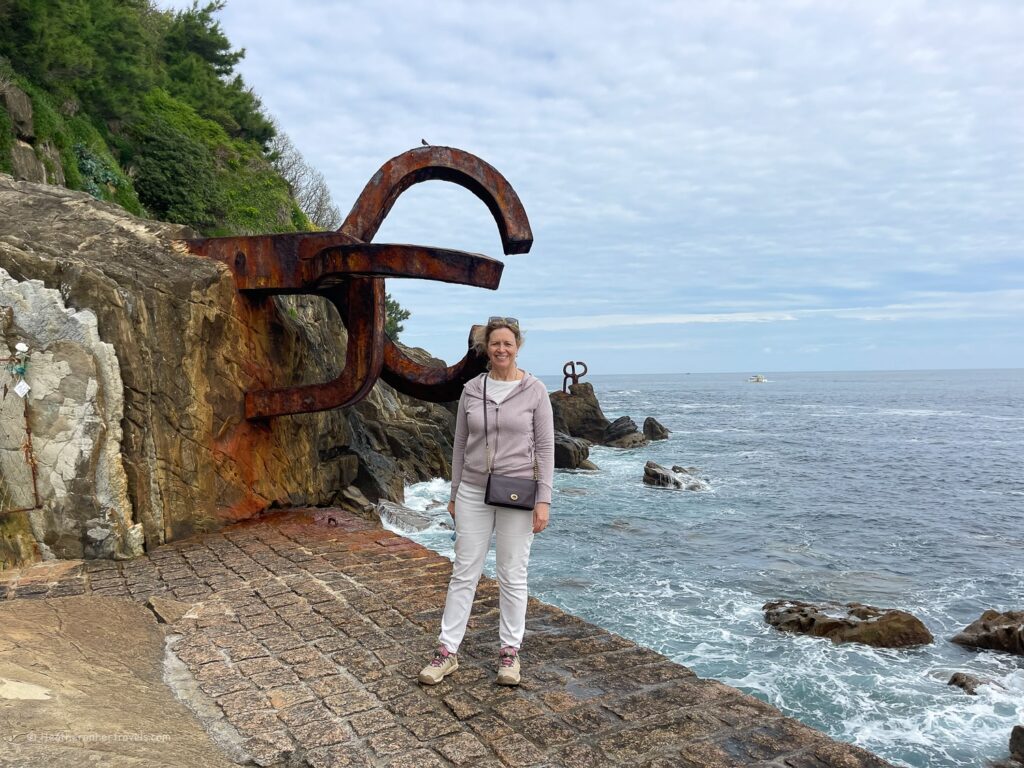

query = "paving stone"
(381, 748), (448, 768)
(435, 731), (491, 765)
(299, 623), (336, 641)
(306, 743), (370, 768)
(225, 647), (270, 663)
(267, 684), (316, 709)
(387, 692), (438, 717)
(237, 656), (285, 676)
(229, 708), (283, 738)
(366, 676), (416, 701)
(199, 675), (253, 698)
(240, 612), (279, 629)
(349, 708), (398, 736)
(555, 743), (612, 768)
(324, 691), (379, 716)
(540, 691), (585, 713)
(365, 726), (422, 757)
(403, 712), (463, 740)
(493, 696), (546, 722)
(260, 631), (307, 653)
(217, 689), (272, 717)
(559, 704), (618, 735)
(522, 715), (578, 748)
(491, 733), (547, 766)
(250, 668), (301, 689)
(309, 674), (359, 697)
(294, 657), (339, 680)
(278, 645), (323, 665)
(243, 730), (297, 767)
(443, 692), (484, 720)
(467, 714), (515, 743)
(277, 700), (333, 727)
(291, 716), (351, 748)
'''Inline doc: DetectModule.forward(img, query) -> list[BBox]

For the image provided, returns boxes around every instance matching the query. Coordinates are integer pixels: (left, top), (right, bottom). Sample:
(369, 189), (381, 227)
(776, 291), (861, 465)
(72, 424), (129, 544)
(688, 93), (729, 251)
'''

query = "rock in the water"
(643, 416), (670, 440)
(0, 176), (459, 566)
(602, 416), (648, 448)
(951, 610), (1024, 656)
(643, 462), (707, 490)
(554, 431), (594, 470)
(947, 672), (989, 695)
(1012, 725), (1024, 761)
(579, 459), (599, 471)
(763, 599), (934, 648)
(549, 382), (610, 442)
(643, 461), (682, 489)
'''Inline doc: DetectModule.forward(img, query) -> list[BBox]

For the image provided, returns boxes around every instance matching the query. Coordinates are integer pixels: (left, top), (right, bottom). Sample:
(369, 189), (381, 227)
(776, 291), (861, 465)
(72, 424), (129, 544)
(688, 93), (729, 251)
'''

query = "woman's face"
(487, 327), (519, 374)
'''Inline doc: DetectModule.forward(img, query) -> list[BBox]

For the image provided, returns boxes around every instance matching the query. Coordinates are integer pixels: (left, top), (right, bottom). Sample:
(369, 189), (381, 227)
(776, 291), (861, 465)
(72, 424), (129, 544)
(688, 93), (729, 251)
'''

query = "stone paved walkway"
(0, 509), (894, 767)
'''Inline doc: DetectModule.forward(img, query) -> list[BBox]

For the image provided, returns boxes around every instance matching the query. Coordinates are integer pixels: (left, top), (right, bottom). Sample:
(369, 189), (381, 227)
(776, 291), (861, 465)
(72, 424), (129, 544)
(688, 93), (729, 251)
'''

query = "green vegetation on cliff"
(0, 0), (294, 234)
(0, 0), (410, 336)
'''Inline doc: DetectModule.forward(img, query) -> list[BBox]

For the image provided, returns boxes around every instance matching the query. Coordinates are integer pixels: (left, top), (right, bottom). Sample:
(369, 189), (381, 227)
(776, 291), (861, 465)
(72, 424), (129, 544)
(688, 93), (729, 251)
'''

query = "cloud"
(530, 289), (1024, 331)
(157, 0), (1024, 371)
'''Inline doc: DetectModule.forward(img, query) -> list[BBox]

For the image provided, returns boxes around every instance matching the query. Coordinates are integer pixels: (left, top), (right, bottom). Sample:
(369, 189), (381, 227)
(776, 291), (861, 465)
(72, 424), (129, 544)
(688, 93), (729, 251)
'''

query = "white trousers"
(438, 482), (534, 653)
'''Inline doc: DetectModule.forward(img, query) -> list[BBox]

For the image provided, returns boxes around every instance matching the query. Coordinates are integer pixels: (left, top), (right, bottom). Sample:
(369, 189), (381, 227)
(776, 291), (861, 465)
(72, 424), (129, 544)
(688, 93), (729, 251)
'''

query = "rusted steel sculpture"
(562, 360), (588, 393)
(186, 146), (532, 419)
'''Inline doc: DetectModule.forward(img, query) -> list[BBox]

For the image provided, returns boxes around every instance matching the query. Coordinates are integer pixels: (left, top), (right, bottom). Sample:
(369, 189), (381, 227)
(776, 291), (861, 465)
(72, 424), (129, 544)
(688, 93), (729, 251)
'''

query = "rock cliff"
(0, 175), (457, 567)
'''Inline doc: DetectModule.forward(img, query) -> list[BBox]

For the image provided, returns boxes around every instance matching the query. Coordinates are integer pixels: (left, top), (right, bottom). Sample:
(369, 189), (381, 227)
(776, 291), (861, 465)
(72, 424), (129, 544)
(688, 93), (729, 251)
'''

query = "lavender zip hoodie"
(449, 372), (555, 505)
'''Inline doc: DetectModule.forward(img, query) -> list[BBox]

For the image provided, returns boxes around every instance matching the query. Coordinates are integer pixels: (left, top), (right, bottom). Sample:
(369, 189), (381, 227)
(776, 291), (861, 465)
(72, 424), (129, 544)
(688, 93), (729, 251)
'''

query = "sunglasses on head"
(488, 316), (519, 327)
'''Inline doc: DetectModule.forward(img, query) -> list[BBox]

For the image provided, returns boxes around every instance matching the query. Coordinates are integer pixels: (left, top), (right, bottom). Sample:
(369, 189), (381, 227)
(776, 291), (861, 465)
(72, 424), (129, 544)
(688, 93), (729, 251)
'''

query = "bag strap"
(482, 374), (538, 481)
(483, 375), (492, 473)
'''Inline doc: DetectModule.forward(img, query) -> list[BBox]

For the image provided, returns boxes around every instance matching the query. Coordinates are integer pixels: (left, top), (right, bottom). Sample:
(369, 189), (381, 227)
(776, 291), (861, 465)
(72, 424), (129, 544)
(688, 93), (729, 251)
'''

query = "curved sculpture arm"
(340, 146), (533, 255)
(380, 329), (488, 402)
(244, 278), (385, 418)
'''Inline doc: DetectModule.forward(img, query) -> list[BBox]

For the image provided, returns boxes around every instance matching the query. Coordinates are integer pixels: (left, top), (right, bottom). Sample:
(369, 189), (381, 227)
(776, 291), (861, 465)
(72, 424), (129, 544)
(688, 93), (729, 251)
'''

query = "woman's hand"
(447, 500), (456, 519)
(532, 502), (550, 534)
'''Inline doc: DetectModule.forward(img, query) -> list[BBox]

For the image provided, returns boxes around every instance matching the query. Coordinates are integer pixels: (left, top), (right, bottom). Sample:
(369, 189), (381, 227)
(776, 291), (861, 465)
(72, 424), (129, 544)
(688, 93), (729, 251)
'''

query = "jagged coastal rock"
(1012, 726), (1024, 762)
(550, 382), (611, 442)
(0, 176), (456, 566)
(1, 85), (66, 186)
(642, 461), (708, 491)
(603, 415), (648, 448)
(951, 610), (1024, 655)
(643, 416), (670, 440)
(550, 382), (650, 448)
(763, 599), (934, 648)
(947, 672), (989, 695)
(554, 432), (598, 470)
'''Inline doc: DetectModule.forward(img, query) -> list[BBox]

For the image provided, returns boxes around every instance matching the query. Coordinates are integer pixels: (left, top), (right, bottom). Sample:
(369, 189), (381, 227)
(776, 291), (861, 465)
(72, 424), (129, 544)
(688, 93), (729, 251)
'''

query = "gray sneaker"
(418, 646), (458, 685)
(496, 646), (520, 686)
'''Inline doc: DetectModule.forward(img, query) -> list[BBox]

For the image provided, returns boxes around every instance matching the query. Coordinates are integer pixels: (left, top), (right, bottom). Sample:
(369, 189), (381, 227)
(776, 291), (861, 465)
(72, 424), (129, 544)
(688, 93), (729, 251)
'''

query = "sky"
(162, 0), (1023, 375)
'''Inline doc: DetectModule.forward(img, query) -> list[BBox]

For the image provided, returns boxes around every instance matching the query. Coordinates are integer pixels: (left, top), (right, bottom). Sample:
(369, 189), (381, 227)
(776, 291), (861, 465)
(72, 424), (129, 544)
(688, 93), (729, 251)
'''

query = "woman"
(418, 317), (554, 686)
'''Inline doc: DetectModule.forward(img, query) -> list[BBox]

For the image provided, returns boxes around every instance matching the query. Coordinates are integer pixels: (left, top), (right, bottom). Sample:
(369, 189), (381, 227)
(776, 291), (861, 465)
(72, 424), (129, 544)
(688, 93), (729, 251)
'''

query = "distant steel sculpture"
(562, 360), (589, 393)
(186, 146), (533, 419)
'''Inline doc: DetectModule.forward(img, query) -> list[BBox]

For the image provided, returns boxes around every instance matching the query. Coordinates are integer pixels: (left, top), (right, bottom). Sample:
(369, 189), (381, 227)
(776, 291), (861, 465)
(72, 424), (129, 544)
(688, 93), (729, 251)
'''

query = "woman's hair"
(472, 317), (525, 356)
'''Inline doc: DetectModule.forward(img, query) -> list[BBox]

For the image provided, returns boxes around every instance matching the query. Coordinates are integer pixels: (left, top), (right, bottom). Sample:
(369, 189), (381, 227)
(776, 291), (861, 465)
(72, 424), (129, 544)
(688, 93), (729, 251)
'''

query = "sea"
(389, 369), (1024, 768)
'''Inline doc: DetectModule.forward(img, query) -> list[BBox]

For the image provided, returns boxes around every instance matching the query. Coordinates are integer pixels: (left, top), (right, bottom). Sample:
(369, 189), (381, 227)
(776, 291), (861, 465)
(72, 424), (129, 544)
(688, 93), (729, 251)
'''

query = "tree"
(268, 124), (340, 229)
(385, 294), (410, 340)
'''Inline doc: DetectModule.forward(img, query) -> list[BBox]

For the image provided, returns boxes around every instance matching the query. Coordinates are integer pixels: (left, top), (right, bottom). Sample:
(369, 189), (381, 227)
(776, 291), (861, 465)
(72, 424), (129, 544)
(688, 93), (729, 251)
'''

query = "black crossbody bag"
(482, 375), (538, 511)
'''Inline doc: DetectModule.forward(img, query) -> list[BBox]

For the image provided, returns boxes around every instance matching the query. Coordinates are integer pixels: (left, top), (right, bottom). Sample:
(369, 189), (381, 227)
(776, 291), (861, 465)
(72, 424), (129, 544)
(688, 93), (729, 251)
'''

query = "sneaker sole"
(495, 671), (520, 686)
(418, 659), (458, 685)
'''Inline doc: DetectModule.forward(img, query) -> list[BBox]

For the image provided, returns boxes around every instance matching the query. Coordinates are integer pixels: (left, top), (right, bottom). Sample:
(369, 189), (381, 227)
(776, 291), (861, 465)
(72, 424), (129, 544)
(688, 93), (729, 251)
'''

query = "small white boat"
(748, 374), (767, 383)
